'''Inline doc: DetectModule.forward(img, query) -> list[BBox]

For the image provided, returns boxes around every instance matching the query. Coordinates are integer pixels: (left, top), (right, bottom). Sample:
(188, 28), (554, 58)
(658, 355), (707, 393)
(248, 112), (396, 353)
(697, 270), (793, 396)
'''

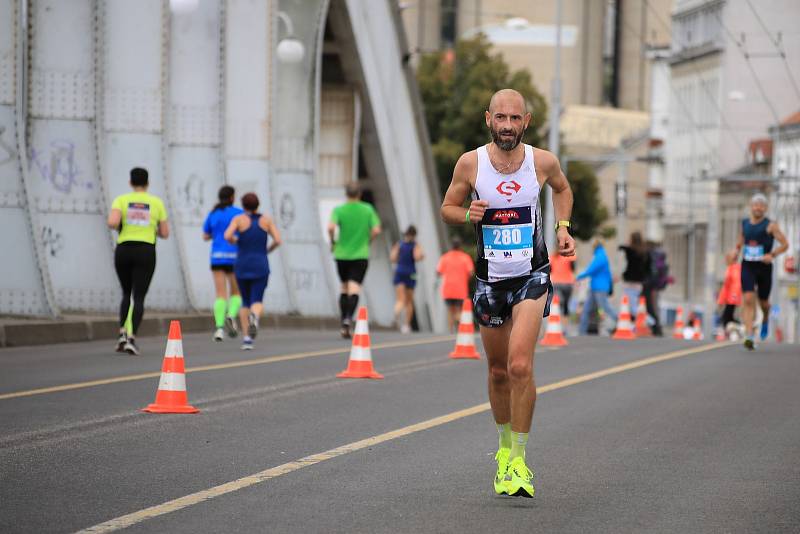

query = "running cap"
(750, 193), (768, 206)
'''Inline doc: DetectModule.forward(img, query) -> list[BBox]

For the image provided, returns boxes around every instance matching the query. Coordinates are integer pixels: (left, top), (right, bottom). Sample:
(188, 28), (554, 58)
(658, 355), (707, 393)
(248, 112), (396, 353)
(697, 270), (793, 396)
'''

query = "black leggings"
(114, 242), (156, 335)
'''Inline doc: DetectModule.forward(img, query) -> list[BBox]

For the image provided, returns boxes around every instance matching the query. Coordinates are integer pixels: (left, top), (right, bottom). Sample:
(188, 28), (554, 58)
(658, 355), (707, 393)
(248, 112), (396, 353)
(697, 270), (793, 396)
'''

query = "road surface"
(1, 329), (798, 533)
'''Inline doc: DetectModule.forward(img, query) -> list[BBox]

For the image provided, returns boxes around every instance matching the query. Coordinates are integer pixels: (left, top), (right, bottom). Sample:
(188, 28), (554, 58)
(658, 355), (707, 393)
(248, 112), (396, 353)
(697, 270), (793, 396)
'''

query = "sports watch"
(555, 220), (571, 232)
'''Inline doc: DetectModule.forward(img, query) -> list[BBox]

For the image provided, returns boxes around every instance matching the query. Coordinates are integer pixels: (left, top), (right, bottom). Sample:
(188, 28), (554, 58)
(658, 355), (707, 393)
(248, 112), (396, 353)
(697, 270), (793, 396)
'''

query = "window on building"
(440, 0), (458, 48)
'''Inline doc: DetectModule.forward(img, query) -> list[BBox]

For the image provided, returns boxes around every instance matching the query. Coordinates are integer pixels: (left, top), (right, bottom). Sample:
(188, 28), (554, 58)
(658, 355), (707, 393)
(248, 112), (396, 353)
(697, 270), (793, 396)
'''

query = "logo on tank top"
(491, 210), (520, 224)
(495, 180), (522, 201)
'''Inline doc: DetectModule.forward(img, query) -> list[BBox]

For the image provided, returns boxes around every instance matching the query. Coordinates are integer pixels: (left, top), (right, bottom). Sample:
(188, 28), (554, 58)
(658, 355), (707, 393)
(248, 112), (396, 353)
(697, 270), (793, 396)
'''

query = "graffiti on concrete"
(182, 173), (205, 218)
(291, 269), (318, 292)
(279, 192), (295, 229)
(41, 226), (64, 257)
(28, 139), (92, 194)
(0, 125), (16, 165)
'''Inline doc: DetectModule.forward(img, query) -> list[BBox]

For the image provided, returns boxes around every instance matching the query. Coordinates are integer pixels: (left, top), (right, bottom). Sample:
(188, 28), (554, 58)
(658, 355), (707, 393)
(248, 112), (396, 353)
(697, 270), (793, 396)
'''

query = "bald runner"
(441, 88), (576, 498)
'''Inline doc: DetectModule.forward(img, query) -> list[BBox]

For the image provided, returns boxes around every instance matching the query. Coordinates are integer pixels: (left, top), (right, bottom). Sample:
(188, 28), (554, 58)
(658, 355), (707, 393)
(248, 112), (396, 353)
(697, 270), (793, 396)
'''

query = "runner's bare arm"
(224, 215), (241, 244)
(766, 222), (789, 260)
(264, 216), (282, 253)
(441, 151), (486, 224)
(107, 208), (121, 230)
(731, 228), (744, 259)
(539, 150), (575, 257)
(157, 220), (169, 239)
(370, 224), (382, 241)
(413, 244), (425, 261)
(390, 243), (399, 263)
(327, 220), (336, 249)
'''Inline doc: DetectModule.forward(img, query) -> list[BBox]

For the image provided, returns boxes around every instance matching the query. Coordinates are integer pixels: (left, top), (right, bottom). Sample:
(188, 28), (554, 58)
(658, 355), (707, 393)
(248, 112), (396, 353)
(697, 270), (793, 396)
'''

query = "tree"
(417, 35), (547, 195)
(417, 35), (608, 240)
(564, 160), (609, 241)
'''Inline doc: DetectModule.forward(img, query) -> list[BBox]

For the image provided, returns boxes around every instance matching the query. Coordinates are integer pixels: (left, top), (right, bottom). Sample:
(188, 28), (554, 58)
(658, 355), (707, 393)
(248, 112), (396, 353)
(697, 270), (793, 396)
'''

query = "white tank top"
(472, 144), (549, 281)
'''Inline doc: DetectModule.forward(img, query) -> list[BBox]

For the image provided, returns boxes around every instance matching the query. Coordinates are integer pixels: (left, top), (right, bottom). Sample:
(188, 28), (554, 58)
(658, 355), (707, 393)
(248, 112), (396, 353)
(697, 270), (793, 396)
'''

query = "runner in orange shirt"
(436, 237), (475, 332)
(718, 251), (742, 330)
(549, 252), (576, 318)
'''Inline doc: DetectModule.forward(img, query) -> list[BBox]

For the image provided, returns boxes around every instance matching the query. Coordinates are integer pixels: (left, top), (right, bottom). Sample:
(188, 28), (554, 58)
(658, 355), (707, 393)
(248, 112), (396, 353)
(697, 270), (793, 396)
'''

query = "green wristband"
(465, 210), (471, 224)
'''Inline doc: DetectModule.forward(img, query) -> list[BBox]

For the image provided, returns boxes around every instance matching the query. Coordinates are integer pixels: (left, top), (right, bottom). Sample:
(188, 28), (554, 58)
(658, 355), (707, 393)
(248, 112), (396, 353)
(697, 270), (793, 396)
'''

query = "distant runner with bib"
(107, 167), (169, 355)
(730, 194), (788, 350)
(441, 89), (575, 498)
(391, 225), (424, 333)
(225, 193), (281, 351)
(203, 185), (243, 341)
(436, 237), (475, 332)
(328, 183), (381, 338)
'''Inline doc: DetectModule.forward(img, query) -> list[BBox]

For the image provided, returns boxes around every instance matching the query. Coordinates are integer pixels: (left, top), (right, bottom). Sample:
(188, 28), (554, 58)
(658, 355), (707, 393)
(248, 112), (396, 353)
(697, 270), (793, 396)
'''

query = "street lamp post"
(544, 0), (562, 250)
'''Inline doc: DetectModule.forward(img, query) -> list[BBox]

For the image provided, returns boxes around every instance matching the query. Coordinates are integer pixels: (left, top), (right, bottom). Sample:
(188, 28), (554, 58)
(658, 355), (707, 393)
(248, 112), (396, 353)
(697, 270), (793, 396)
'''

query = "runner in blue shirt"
(224, 192), (282, 350)
(730, 193), (789, 350)
(391, 225), (424, 333)
(203, 186), (244, 341)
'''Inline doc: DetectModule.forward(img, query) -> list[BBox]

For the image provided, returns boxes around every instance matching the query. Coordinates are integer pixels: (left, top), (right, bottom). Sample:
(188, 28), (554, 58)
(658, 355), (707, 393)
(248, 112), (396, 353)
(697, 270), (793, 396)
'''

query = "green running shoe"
(505, 456), (535, 498)
(494, 448), (511, 495)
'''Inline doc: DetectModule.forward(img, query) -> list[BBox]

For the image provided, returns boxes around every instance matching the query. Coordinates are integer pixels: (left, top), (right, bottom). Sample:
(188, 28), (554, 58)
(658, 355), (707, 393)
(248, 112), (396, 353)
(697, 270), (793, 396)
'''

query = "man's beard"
(490, 125), (524, 151)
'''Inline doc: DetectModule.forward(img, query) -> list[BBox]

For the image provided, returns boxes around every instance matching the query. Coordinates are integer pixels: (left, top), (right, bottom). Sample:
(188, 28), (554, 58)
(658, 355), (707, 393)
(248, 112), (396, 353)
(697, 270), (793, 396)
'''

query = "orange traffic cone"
(541, 294), (568, 346)
(672, 306), (685, 339)
(449, 299), (480, 359)
(337, 307), (384, 379)
(142, 321), (199, 414)
(691, 318), (703, 340)
(612, 295), (636, 340)
(634, 296), (651, 337)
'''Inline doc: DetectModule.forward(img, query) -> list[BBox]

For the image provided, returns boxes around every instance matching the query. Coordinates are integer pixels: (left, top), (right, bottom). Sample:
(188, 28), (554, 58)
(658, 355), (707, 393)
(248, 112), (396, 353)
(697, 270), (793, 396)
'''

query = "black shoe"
(224, 316), (238, 338)
(652, 326), (664, 337)
(743, 338), (755, 351)
(340, 319), (351, 339)
(116, 333), (127, 353)
(124, 338), (140, 355)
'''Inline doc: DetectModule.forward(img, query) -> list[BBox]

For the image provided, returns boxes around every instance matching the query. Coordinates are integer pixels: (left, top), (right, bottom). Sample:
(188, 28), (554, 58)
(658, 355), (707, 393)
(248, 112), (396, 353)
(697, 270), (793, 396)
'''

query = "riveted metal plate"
(103, 0), (164, 133)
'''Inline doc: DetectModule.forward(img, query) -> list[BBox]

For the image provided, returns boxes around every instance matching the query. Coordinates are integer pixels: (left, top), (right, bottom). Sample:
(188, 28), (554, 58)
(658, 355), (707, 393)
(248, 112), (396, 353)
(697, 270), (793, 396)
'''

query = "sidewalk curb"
(0, 314), (347, 348)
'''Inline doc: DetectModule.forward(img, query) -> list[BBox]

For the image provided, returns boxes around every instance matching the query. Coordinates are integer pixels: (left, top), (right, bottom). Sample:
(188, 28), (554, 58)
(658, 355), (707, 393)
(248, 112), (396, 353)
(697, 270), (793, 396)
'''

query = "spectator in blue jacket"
(577, 240), (618, 335)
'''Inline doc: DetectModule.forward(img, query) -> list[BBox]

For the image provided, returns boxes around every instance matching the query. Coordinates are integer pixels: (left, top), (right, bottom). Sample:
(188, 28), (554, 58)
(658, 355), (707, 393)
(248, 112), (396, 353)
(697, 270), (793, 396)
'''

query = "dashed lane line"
(75, 341), (729, 533)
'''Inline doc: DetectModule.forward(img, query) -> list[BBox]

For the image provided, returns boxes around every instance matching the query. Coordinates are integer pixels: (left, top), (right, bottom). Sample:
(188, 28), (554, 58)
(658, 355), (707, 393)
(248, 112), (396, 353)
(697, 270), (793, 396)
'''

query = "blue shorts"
(237, 275), (269, 308)
(472, 271), (552, 328)
(393, 272), (417, 289)
(741, 261), (772, 300)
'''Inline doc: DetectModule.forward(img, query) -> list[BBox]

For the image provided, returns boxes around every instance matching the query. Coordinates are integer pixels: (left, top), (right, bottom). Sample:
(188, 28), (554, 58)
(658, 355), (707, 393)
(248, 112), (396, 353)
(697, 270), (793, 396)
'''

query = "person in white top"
(441, 89), (575, 498)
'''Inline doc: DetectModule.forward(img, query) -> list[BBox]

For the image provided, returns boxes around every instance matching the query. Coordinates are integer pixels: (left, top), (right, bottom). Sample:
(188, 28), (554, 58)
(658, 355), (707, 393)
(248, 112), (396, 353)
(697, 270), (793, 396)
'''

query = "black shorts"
(211, 264), (234, 273)
(336, 259), (369, 284)
(445, 298), (463, 307)
(741, 261), (772, 300)
(473, 271), (553, 328)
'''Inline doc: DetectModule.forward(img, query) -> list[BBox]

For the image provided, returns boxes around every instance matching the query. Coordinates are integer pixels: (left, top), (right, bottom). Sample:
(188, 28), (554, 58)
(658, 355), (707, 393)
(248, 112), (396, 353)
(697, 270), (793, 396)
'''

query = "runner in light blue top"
(203, 186), (244, 341)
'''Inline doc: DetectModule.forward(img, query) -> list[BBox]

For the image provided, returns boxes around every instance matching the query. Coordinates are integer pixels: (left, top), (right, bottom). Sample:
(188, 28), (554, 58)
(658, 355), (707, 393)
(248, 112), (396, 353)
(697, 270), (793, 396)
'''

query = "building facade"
(400, 0), (607, 107)
(662, 0), (800, 306)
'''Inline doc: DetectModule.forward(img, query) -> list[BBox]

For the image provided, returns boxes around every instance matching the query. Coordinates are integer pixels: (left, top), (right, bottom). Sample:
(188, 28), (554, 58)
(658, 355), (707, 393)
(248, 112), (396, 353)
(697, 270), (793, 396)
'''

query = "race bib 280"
(481, 206), (534, 261)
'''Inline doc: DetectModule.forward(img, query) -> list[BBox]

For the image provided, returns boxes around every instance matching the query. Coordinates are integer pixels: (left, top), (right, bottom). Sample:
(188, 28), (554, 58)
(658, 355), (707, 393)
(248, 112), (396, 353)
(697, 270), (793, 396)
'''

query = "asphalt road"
(0, 328), (798, 533)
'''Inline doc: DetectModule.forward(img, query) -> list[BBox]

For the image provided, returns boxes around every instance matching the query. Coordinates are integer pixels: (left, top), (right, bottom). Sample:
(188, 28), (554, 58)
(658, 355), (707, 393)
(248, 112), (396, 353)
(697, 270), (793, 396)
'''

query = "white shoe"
(400, 324), (411, 334)
(213, 328), (224, 342)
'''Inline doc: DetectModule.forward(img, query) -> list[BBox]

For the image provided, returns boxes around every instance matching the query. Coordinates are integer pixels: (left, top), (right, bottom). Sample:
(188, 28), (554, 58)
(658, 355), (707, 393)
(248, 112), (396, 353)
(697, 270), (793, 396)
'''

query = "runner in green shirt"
(327, 183), (381, 338)
(107, 167), (169, 355)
